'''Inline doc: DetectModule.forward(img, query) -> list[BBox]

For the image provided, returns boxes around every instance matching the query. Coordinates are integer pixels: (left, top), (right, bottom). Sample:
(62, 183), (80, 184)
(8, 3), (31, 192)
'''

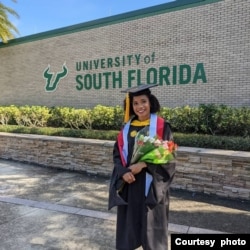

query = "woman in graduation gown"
(108, 84), (176, 250)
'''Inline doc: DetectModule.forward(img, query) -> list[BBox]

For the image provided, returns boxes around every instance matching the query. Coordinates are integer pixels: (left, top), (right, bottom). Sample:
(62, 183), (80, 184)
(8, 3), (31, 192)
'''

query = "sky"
(5, 0), (174, 38)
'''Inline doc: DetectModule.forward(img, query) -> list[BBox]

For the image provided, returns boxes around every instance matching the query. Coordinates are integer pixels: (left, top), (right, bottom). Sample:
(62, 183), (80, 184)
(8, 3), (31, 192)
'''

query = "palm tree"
(0, 0), (19, 43)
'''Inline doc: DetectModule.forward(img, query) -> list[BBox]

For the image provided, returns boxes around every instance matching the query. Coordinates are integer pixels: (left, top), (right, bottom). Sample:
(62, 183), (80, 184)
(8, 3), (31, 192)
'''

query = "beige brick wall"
(0, 132), (249, 201)
(0, 0), (249, 108)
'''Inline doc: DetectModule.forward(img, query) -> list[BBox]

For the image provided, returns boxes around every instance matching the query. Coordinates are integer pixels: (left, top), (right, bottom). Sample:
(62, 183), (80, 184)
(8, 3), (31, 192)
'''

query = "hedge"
(0, 104), (249, 151)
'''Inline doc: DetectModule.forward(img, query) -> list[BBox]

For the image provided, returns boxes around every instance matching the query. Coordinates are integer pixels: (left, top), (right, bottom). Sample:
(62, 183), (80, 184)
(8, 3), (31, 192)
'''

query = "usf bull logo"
(43, 63), (68, 92)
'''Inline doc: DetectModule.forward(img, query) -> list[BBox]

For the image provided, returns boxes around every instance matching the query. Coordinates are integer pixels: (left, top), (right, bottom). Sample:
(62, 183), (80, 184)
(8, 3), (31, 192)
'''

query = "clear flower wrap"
(131, 126), (177, 165)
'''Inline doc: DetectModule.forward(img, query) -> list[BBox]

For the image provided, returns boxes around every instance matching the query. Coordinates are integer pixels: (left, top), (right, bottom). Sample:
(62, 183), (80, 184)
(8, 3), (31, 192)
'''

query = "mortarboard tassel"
(124, 93), (130, 123)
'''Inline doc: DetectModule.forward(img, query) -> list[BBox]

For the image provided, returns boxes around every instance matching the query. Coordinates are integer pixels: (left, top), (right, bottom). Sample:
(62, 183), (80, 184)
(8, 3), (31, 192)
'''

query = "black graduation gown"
(108, 119), (176, 250)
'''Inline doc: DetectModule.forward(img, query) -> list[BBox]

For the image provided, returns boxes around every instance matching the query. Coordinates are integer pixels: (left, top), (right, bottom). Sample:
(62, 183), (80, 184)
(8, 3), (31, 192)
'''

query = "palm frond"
(0, 1), (19, 43)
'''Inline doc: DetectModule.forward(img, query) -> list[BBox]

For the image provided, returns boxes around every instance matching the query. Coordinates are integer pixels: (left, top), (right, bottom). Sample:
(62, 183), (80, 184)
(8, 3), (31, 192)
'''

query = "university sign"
(43, 52), (207, 92)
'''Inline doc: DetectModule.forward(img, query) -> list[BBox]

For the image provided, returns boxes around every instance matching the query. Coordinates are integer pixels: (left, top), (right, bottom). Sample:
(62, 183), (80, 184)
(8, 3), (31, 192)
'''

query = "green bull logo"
(43, 63), (68, 92)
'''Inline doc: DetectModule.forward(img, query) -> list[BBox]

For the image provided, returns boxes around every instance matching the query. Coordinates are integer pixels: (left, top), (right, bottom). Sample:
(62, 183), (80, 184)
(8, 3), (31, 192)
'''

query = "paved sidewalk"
(0, 159), (249, 249)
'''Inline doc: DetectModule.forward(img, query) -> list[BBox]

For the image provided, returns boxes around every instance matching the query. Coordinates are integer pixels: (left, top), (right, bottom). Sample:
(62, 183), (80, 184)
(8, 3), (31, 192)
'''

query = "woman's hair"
(123, 90), (161, 117)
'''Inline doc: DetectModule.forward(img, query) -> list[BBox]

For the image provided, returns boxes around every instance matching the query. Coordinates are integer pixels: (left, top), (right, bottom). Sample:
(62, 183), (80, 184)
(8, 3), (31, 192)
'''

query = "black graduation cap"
(121, 83), (158, 94)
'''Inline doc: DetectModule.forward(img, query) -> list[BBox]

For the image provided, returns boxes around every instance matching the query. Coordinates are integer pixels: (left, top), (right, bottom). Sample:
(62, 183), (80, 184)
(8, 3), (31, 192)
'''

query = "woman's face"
(132, 94), (150, 121)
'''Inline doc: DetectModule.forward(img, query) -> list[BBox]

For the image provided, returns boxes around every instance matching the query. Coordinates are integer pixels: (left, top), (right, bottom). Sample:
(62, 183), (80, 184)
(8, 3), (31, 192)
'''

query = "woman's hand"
(122, 162), (147, 184)
(122, 171), (136, 184)
(129, 162), (147, 175)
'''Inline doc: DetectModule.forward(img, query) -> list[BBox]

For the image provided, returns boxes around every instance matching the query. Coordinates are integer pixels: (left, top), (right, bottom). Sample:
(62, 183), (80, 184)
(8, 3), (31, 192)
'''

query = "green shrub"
(47, 106), (64, 127)
(13, 106), (51, 127)
(48, 107), (92, 129)
(0, 105), (19, 125)
(160, 106), (200, 133)
(214, 106), (250, 137)
(91, 105), (123, 130)
(197, 104), (250, 136)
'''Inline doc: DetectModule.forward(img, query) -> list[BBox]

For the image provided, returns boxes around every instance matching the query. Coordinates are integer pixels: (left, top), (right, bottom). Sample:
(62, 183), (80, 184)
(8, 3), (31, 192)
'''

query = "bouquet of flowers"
(131, 126), (177, 165)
